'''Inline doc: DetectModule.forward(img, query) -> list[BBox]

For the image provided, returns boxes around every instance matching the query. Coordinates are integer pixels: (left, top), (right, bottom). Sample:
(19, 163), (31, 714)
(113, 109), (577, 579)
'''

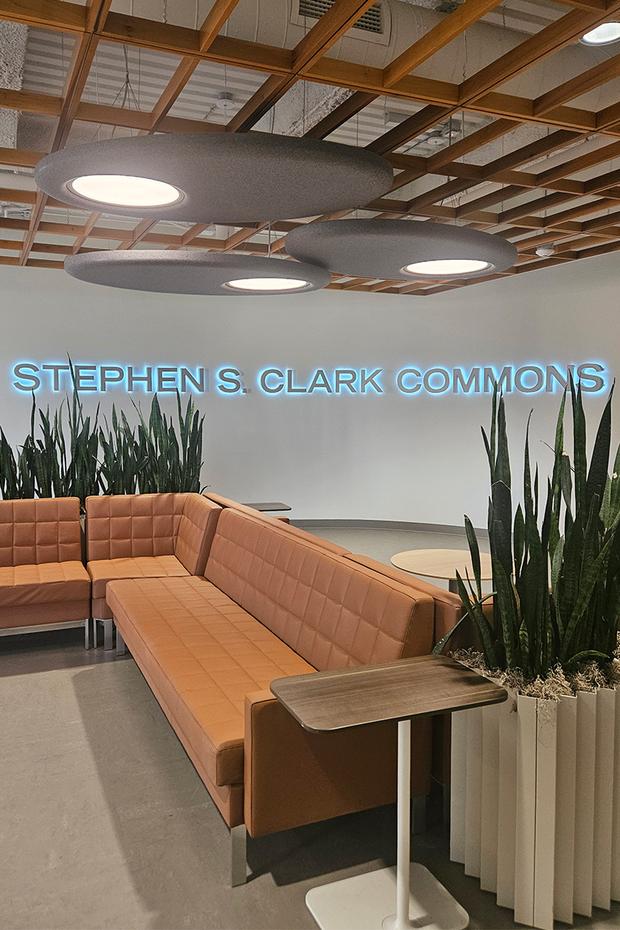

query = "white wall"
(0, 255), (617, 526)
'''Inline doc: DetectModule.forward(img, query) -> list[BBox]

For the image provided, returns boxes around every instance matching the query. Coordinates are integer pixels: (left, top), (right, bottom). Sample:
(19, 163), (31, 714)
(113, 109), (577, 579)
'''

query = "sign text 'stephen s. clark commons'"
(11, 361), (608, 397)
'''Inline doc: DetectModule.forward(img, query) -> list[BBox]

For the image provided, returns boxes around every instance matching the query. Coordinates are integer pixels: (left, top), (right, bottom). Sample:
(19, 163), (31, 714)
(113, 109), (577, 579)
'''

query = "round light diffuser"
(580, 22), (620, 45)
(64, 251), (330, 296)
(285, 219), (517, 280)
(35, 132), (393, 222)
(68, 175), (183, 208)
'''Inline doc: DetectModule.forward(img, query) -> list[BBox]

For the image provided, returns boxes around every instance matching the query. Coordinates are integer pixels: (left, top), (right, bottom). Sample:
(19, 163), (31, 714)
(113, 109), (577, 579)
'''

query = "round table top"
(390, 548), (493, 581)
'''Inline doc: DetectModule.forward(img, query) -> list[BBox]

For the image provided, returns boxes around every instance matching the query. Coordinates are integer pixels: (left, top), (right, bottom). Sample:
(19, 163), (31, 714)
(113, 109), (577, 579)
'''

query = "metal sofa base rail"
(0, 618), (91, 647)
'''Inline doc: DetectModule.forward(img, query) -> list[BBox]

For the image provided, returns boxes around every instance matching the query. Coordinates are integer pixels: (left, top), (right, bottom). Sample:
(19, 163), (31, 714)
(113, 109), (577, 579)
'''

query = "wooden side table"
(391, 548), (493, 594)
(241, 501), (292, 512)
(271, 655), (506, 930)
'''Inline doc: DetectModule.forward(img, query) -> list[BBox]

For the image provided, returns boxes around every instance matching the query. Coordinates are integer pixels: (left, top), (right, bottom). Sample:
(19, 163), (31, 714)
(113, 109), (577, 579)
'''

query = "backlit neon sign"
(11, 361), (608, 396)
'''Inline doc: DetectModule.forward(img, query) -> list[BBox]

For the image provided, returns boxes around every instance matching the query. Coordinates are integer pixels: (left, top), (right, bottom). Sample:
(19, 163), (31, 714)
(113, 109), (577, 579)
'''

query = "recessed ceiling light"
(68, 175), (183, 208)
(580, 22), (620, 45)
(402, 259), (493, 277)
(224, 277), (311, 292)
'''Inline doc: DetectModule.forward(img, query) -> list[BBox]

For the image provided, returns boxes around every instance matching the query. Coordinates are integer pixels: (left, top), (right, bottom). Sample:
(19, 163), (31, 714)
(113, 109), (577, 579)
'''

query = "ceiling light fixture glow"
(68, 175), (183, 208)
(402, 258), (493, 277)
(64, 251), (330, 296)
(224, 277), (311, 292)
(286, 219), (516, 282)
(37, 133), (393, 222)
(580, 21), (620, 45)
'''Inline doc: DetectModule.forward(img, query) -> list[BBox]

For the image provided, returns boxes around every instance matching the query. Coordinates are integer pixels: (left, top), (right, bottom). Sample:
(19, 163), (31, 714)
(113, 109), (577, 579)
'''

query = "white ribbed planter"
(451, 687), (620, 929)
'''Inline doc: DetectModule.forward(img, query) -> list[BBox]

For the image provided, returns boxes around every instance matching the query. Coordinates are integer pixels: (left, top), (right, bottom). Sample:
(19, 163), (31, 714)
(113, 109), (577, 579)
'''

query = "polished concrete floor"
(305, 522), (478, 573)
(1, 526), (619, 930)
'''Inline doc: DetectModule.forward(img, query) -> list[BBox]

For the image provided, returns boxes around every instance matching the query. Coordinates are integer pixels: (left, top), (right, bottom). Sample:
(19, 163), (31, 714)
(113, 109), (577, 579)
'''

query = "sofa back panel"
(85, 493), (186, 561)
(174, 495), (221, 575)
(204, 493), (348, 556)
(0, 497), (82, 567)
(345, 553), (477, 649)
(205, 509), (432, 671)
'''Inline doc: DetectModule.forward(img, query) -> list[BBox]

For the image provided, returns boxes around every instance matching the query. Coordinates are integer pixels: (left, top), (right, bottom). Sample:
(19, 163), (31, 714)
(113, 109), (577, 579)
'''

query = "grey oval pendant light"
(64, 251), (330, 296)
(35, 132), (393, 223)
(286, 219), (517, 279)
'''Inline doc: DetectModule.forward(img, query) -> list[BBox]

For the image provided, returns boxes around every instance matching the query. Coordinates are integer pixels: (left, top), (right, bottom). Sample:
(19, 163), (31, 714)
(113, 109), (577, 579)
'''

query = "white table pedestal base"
(306, 721), (468, 930)
(306, 863), (469, 930)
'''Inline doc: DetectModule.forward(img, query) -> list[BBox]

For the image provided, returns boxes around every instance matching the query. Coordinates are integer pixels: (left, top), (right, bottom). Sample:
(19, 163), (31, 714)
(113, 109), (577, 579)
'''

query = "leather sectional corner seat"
(85, 492), (221, 647)
(105, 502), (437, 884)
(0, 497), (90, 643)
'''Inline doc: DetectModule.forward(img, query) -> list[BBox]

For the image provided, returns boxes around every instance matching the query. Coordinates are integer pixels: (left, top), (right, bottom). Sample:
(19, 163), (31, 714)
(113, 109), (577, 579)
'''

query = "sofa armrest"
(243, 689), (432, 838)
(174, 494), (221, 575)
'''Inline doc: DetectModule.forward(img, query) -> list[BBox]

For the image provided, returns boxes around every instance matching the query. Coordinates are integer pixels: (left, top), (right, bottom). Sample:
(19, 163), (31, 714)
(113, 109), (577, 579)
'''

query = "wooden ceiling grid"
(2, 0), (620, 291)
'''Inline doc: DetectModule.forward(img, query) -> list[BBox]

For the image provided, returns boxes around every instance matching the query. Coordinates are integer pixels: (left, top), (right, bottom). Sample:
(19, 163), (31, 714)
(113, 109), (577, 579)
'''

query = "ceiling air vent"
(298, 0), (383, 34)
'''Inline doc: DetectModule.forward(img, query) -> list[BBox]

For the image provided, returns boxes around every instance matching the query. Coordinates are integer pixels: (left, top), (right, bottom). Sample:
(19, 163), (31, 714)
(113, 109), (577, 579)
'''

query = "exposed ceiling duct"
(0, 21), (27, 149)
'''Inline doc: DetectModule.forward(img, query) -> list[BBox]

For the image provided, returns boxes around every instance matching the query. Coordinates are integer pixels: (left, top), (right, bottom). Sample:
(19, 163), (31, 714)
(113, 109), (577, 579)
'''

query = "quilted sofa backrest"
(85, 493), (186, 560)
(0, 497), (82, 567)
(174, 494), (221, 575)
(205, 508), (433, 671)
(204, 492), (349, 556)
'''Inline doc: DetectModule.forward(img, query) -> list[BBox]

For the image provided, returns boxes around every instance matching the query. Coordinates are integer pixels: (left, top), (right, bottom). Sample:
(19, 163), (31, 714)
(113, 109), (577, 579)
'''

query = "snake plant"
(0, 375), (205, 503)
(438, 380), (620, 677)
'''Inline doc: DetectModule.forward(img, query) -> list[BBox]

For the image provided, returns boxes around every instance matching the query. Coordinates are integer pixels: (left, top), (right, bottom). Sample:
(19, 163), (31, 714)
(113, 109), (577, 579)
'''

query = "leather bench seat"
(0, 561), (90, 608)
(107, 575), (314, 788)
(88, 555), (190, 599)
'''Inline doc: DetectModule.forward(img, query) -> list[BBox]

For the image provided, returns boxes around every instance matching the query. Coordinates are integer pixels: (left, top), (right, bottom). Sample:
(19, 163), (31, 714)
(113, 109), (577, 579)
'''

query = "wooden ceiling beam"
(117, 219), (158, 251)
(0, 148), (45, 169)
(458, 3), (620, 104)
(71, 212), (101, 254)
(225, 0), (378, 132)
(382, 0), (504, 87)
(303, 92), (376, 140)
(101, 16), (292, 75)
(536, 139), (620, 186)
(548, 0), (606, 10)
(19, 0), (110, 266)
(533, 52), (620, 116)
(307, 58), (619, 135)
(232, 0), (500, 136)
(0, 0), (85, 32)
(400, 128), (582, 216)
(149, 0), (241, 130)
(86, 0), (112, 33)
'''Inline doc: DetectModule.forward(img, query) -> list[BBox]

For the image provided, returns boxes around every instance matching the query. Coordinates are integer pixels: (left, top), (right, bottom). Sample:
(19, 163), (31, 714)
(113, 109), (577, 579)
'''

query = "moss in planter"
(452, 636), (620, 700)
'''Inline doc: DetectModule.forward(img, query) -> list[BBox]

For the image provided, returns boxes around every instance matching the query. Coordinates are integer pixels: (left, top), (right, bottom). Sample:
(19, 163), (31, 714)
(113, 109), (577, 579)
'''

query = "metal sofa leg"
(84, 618), (92, 650)
(103, 619), (115, 651)
(115, 627), (127, 656)
(230, 824), (247, 887)
(412, 795), (427, 836)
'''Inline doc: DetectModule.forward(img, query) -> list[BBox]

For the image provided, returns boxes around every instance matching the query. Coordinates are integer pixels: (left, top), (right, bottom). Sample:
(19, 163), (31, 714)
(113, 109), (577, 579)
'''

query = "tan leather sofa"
(85, 492), (221, 647)
(343, 553), (467, 790)
(0, 497), (91, 644)
(106, 503), (436, 885)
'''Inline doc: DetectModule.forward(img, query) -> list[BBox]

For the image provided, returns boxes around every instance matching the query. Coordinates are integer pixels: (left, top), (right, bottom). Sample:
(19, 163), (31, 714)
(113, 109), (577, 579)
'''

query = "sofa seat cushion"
(106, 575), (314, 787)
(0, 561), (90, 608)
(88, 555), (189, 599)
